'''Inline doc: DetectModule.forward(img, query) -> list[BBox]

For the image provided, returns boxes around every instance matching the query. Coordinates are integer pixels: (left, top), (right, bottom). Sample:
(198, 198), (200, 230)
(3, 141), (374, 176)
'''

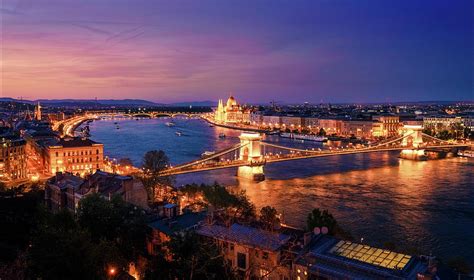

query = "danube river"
(85, 117), (474, 264)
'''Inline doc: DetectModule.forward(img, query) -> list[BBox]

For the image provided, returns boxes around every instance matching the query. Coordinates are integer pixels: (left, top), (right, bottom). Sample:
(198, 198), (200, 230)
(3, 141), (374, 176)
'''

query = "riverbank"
(58, 115), (97, 136)
(201, 116), (272, 133)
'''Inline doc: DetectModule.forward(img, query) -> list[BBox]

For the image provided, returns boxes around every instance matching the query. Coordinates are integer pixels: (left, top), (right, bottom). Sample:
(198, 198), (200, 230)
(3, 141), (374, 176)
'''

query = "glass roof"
(329, 240), (412, 270)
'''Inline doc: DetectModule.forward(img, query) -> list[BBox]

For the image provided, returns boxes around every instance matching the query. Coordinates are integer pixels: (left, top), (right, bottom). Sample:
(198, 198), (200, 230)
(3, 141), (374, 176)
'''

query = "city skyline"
(2, 0), (472, 103)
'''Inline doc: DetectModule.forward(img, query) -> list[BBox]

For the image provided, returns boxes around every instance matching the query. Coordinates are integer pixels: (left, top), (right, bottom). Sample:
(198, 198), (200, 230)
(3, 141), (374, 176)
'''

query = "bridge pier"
(238, 132), (265, 181)
(238, 165), (265, 181)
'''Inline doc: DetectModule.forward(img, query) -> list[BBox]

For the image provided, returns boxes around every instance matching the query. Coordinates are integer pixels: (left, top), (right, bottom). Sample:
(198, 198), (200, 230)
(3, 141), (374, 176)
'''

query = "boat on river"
(201, 151), (216, 158)
(458, 150), (474, 158)
(166, 122), (176, 127)
(175, 131), (182, 136)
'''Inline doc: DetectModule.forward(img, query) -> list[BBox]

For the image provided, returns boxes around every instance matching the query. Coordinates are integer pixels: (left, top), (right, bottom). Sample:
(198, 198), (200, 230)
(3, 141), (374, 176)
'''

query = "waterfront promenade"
(201, 114), (272, 133)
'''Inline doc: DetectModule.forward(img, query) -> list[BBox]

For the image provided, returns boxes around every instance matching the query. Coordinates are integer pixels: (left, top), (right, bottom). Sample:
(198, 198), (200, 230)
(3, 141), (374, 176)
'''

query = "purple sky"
(2, 0), (472, 103)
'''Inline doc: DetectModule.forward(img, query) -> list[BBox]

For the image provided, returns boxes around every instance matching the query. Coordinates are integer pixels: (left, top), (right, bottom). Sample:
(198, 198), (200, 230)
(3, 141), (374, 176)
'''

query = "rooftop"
(148, 212), (207, 236)
(47, 172), (85, 190)
(297, 235), (427, 280)
(78, 170), (132, 195)
(196, 223), (291, 252)
(329, 240), (411, 270)
(50, 137), (102, 148)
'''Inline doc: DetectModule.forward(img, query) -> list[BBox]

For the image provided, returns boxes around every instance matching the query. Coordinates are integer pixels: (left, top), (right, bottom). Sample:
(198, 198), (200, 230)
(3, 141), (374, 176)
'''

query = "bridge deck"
(162, 144), (468, 175)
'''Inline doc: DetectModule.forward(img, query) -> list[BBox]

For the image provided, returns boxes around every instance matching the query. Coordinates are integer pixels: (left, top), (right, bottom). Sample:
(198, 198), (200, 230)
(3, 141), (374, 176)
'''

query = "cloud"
(71, 23), (112, 36)
(0, 7), (24, 15)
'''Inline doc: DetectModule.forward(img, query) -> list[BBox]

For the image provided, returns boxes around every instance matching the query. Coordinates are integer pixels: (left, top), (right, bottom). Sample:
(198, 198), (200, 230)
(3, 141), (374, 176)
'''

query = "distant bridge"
(53, 111), (204, 136)
(86, 110), (203, 119)
(160, 126), (469, 180)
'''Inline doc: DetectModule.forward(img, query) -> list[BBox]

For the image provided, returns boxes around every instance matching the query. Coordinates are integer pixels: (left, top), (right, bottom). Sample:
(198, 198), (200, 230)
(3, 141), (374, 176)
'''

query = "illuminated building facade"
(0, 135), (27, 180)
(215, 95), (250, 124)
(262, 115), (282, 129)
(302, 117), (320, 131)
(372, 115), (401, 137)
(197, 223), (292, 280)
(45, 170), (148, 212)
(423, 116), (464, 134)
(280, 116), (303, 130)
(44, 137), (104, 175)
(47, 112), (66, 122)
(342, 120), (374, 138)
(319, 118), (344, 135)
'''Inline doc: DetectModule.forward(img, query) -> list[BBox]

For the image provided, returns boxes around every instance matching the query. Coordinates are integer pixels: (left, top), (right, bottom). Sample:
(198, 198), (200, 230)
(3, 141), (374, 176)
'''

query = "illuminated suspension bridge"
(160, 126), (469, 180)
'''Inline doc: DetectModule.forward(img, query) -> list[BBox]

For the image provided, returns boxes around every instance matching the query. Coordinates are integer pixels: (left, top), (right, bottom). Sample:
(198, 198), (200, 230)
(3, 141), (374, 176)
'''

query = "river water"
(84, 117), (474, 264)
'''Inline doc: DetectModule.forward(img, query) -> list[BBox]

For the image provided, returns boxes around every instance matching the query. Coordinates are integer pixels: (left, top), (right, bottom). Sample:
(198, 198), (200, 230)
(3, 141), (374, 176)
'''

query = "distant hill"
(37, 99), (163, 106)
(0, 97), (218, 107)
(168, 101), (217, 107)
(0, 97), (35, 104)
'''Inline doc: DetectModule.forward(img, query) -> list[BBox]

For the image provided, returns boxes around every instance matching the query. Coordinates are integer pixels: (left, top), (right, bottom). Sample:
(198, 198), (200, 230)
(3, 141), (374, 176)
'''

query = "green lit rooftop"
(329, 240), (412, 270)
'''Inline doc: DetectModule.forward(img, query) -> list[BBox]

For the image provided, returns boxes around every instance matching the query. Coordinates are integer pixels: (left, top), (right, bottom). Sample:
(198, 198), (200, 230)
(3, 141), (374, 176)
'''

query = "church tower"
(34, 101), (42, 121)
(215, 99), (225, 122)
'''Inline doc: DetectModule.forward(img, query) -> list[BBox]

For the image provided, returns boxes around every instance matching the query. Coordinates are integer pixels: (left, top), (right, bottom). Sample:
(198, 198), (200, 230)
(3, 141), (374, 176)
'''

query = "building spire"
(34, 101), (42, 121)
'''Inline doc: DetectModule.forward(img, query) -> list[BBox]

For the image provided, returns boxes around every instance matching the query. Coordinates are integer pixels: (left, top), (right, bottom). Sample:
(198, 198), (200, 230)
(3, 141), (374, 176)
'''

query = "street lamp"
(107, 266), (117, 278)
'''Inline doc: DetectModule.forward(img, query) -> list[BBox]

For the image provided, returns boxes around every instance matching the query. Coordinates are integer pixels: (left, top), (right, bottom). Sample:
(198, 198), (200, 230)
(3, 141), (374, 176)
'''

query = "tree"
(202, 183), (256, 224)
(77, 193), (120, 241)
(422, 128), (434, 137)
(259, 206), (280, 231)
(437, 130), (452, 140)
(463, 127), (472, 139)
(0, 181), (7, 192)
(165, 232), (236, 280)
(306, 208), (337, 234)
(24, 195), (145, 280)
(180, 183), (208, 211)
(110, 195), (148, 260)
(230, 191), (256, 224)
(318, 128), (326, 136)
(142, 150), (174, 202)
(450, 122), (465, 139)
(202, 183), (237, 209)
(77, 194), (147, 260)
(118, 157), (134, 167)
(143, 254), (171, 280)
(28, 210), (127, 280)
(0, 186), (44, 262)
(447, 256), (472, 276)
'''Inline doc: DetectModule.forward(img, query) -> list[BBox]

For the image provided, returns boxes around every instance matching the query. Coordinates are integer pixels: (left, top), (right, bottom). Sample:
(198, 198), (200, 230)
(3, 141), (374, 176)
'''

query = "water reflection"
(237, 157), (473, 264)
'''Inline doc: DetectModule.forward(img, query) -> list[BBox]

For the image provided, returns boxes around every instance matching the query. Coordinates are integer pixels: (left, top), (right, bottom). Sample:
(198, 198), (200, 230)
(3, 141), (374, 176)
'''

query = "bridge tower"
(400, 125), (426, 160)
(238, 132), (265, 181)
(401, 125), (424, 148)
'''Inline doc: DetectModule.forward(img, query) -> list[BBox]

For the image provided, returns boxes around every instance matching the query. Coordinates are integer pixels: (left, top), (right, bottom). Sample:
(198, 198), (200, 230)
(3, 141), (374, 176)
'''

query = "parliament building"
(214, 95), (250, 124)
